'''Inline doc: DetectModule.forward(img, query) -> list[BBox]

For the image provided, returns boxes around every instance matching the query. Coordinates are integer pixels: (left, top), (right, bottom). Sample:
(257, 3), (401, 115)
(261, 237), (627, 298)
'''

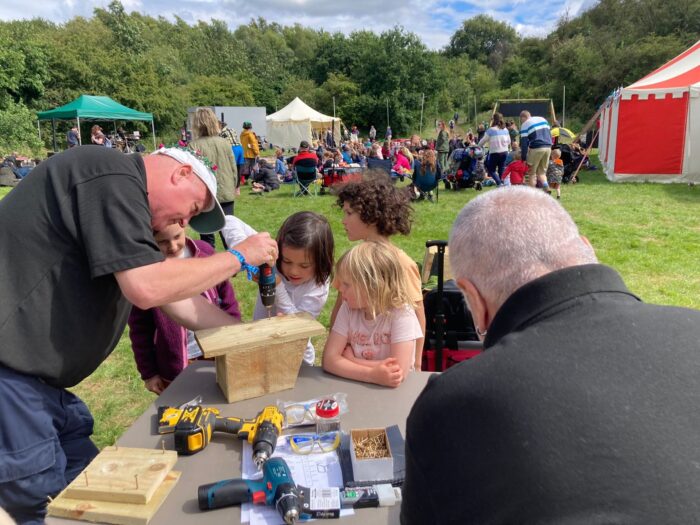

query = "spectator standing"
(90, 125), (103, 145)
(66, 126), (80, 148)
(453, 111), (459, 124)
(507, 121), (519, 144)
(449, 119), (455, 131)
(436, 121), (450, 171)
(519, 110), (552, 189)
(190, 108), (238, 249)
(240, 121), (260, 181)
(476, 123), (486, 142)
(386, 126), (392, 141)
(219, 121), (239, 147)
(369, 125), (377, 142)
(350, 125), (359, 143)
(478, 112), (511, 186)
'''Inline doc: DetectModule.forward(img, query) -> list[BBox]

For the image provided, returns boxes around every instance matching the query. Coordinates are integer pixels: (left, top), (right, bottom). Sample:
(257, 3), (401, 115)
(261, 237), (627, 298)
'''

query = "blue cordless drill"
(198, 457), (300, 524)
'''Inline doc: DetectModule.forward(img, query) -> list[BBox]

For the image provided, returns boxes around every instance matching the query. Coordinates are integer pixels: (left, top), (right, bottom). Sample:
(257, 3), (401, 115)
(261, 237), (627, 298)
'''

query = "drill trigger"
(252, 491), (267, 504)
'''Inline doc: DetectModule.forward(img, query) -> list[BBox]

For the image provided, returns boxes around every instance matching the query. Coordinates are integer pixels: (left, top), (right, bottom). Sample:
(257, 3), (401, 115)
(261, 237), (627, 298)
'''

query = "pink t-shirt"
(332, 302), (422, 367)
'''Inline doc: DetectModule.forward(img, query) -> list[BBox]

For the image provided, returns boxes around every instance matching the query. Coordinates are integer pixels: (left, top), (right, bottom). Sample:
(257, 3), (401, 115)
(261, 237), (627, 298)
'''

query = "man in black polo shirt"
(0, 146), (278, 524)
(401, 187), (700, 524)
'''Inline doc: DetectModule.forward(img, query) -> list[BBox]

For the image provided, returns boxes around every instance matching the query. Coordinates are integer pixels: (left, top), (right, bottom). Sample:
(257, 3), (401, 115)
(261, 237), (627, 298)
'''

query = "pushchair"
(443, 146), (486, 190)
(421, 240), (482, 371)
(558, 144), (589, 183)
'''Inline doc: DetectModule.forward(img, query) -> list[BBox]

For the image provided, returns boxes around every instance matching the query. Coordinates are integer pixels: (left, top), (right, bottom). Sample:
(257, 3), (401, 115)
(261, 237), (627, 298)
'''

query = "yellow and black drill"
(158, 404), (283, 468)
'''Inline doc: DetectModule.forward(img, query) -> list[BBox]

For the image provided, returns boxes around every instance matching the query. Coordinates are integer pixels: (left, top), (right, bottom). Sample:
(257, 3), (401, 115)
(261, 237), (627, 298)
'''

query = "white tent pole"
(333, 96), (336, 118)
(151, 120), (156, 150)
(37, 120), (41, 141)
(77, 117), (82, 145)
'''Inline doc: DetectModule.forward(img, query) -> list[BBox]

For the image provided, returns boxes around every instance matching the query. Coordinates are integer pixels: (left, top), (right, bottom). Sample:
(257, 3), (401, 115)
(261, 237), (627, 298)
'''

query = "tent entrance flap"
(615, 92), (688, 175)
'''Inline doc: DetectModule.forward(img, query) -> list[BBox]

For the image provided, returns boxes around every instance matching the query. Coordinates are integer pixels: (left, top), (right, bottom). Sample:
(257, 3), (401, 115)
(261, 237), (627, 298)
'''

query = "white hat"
(151, 147), (225, 233)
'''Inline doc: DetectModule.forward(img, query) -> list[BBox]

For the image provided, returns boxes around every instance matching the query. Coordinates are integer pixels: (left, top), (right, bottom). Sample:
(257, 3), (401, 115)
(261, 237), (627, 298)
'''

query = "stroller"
(443, 146), (486, 190)
(558, 143), (591, 183)
(421, 240), (482, 372)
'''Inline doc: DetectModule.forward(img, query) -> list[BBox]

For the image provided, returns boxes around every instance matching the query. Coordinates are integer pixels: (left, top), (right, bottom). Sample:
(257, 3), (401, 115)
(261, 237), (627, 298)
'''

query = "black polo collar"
(484, 264), (641, 349)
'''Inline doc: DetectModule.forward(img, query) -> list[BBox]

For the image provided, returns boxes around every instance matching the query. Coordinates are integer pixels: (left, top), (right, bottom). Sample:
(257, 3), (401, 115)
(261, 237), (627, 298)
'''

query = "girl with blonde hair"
(322, 241), (422, 387)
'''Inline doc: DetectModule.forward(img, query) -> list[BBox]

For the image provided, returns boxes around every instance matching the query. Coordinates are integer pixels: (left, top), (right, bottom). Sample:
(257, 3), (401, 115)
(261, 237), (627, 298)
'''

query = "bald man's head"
(449, 186), (597, 309)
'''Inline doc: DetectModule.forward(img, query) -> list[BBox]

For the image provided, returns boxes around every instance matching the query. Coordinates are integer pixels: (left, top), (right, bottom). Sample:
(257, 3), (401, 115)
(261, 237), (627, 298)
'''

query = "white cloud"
(0, 0), (576, 49)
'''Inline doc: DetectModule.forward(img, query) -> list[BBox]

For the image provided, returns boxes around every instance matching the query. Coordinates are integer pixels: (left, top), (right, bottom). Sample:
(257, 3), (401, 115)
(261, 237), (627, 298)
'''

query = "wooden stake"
(135, 475), (139, 490)
(84, 471), (89, 486)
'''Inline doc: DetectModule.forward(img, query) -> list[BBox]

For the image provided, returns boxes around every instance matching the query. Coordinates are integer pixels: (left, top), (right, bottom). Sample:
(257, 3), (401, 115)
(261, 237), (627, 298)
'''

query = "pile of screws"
(353, 432), (390, 459)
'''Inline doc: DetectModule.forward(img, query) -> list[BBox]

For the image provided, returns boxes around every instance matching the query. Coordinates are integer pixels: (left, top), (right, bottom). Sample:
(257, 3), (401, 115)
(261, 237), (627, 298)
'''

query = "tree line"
(0, 0), (697, 153)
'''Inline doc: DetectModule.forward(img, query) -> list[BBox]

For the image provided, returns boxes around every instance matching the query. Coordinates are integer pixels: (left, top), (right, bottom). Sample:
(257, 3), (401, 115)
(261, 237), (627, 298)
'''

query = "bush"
(0, 100), (42, 154)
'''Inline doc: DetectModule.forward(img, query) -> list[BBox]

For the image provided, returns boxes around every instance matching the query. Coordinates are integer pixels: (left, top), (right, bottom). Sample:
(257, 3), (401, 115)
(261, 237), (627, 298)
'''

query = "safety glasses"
(288, 432), (341, 455)
(283, 403), (317, 427)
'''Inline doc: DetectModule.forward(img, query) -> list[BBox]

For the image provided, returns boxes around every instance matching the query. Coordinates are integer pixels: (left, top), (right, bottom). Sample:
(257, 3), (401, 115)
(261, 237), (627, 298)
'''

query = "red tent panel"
(615, 92), (688, 175)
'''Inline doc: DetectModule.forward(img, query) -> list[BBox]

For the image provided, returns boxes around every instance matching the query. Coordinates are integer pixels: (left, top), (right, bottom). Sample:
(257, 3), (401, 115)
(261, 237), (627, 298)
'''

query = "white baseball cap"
(151, 147), (225, 234)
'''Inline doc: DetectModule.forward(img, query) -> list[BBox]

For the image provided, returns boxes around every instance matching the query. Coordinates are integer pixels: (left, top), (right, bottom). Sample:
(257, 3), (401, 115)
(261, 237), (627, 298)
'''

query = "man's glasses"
(287, 432), (341, 455)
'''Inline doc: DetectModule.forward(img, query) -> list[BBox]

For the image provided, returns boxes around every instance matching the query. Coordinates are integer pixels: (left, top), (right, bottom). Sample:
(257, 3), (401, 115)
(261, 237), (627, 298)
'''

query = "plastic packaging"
(277, 392), (348, 428)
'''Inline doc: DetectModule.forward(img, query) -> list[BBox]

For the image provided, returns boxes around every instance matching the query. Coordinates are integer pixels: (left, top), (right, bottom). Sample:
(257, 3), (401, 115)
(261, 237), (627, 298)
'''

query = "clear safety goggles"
(283, 403), (317, 427)
(288, 432), (341, 455)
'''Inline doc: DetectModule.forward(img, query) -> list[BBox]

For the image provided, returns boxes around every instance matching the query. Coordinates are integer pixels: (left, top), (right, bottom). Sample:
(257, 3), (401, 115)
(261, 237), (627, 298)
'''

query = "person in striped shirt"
(519, 110), (552, 191)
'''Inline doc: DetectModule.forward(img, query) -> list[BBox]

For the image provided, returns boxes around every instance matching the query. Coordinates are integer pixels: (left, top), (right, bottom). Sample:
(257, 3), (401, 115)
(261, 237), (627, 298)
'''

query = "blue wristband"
(228, 249), (259, 281)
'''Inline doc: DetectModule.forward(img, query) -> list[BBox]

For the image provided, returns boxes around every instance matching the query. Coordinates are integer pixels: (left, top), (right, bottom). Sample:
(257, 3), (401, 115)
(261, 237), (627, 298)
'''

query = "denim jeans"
(486, 152), (507, 185)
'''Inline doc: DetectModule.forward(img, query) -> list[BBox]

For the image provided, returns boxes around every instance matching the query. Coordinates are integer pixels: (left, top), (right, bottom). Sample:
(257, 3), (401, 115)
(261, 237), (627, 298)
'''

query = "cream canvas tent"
(266, 97), (341, 149)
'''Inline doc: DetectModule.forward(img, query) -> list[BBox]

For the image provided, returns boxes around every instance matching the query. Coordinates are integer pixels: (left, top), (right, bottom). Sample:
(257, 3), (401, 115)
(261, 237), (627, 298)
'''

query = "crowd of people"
(5, 108), (691, 525)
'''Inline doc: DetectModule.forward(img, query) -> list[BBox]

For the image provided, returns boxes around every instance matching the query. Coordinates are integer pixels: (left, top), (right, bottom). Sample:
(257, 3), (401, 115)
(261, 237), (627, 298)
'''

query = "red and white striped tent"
(599, 40), (700, 183)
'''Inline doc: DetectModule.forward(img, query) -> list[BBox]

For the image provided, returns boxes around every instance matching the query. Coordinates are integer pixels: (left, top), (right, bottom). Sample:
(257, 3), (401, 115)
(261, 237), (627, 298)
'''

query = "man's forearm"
(160, 295), (240, 331)
(116, 252), (241, 309)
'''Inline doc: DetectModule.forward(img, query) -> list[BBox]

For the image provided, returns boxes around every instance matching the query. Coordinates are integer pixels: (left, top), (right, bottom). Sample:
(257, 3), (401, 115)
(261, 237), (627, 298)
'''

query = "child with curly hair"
(331, 173), (426, 369)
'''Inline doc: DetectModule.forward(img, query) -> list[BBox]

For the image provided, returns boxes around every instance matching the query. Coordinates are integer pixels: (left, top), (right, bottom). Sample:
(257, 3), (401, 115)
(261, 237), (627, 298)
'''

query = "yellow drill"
(158, 404), (283, 468)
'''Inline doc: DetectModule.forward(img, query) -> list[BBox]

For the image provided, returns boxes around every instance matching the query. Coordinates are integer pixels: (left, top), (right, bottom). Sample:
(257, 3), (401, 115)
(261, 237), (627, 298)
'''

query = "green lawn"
(2, 158), (699, 448)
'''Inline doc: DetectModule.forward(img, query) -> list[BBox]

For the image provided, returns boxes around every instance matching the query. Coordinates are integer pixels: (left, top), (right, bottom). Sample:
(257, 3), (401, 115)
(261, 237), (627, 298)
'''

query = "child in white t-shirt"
(322, 241), (422, 388)
(222, 212), (334, 365)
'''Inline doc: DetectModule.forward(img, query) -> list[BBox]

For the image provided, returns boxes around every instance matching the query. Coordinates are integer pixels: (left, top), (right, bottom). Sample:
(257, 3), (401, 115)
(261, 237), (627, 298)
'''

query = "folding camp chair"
(293, 165), (320, 197)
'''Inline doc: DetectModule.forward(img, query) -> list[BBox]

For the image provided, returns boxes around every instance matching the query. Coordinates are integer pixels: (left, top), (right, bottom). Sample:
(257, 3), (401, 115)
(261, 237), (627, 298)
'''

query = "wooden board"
(48, 471), (180, 525)
(421, 245), (453, 284)
(62, 447), (178, 505)
(196, 312), (326, 358)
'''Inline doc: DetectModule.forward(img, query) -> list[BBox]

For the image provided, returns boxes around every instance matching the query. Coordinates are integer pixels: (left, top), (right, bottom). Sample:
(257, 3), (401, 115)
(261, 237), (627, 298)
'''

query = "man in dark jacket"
(401, 186), (700, 524)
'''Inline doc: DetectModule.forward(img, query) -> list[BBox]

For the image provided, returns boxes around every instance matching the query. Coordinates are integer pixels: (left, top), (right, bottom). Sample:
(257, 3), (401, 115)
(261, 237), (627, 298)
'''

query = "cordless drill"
(198, 457), (300, 525)
(258, 263), (276, 319)
(158, 404), (283, 468)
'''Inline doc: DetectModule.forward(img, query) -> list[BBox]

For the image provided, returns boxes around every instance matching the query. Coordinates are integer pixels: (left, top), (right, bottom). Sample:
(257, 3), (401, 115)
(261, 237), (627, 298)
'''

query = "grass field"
(2, 157), (699, 448)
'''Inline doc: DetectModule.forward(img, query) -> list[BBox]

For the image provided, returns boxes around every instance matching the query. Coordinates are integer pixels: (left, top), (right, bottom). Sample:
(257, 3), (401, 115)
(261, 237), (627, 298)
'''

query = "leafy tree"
(94, 0), (146, 54)
(446, 15), (519, 68)
(0, 100), (42, 153)
(279, 78), (318, 108)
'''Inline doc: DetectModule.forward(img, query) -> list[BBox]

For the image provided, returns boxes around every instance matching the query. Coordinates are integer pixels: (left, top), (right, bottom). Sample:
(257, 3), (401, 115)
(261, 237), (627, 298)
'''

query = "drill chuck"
(276, 489), (300, 525)
(252, 420), (278, 470)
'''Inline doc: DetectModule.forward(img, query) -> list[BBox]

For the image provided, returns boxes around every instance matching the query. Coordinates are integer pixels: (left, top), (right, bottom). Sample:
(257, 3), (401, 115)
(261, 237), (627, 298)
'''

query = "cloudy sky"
(0, 0), (597, 49)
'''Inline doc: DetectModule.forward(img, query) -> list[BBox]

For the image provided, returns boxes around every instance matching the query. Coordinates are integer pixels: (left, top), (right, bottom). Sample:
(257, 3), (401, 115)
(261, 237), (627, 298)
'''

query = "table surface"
(48, 362), (433, 525)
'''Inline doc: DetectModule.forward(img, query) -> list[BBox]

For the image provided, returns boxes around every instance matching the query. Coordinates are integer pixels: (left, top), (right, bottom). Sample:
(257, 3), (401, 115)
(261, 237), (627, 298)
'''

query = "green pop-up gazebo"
(37, 95), (156, 150)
